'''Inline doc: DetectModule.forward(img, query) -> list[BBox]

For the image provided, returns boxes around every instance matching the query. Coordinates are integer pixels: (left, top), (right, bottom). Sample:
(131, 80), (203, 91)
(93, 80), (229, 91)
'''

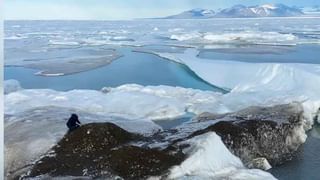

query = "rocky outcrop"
(21, 123), (184, 179)
(18, 103), (306, 179)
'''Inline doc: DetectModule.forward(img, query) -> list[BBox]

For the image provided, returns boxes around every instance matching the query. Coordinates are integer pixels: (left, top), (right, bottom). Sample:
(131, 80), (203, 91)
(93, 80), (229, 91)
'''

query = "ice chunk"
(110, 36), (134, 42)
(4, 79), (22, 94)
(169, 132), (276, 180)
(170, 32), (202, 41)
(49, 40), (80, 46)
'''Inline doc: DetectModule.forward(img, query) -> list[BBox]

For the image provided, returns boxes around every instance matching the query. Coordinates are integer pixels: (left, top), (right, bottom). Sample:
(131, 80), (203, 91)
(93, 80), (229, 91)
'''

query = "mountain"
(215, 4), (304, 17)
(164, 8), (215, 19)
(162, 4), (304, 19)
(302, 5), (320, 13)
(215, 4), (257, 18)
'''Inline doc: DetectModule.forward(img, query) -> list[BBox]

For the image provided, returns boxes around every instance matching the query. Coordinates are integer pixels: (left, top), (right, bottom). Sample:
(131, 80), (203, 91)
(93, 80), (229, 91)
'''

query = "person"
(66, 113), (81, 132)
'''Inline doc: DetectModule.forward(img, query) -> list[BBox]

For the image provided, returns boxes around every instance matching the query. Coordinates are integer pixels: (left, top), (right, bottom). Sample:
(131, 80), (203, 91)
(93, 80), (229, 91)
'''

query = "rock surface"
(21, 123), (184, 179)
(17, 103), (306, 179)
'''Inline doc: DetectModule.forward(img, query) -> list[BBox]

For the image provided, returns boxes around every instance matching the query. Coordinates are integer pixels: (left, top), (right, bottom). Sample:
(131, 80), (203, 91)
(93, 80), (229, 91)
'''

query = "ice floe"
(170, 31), (298, 46)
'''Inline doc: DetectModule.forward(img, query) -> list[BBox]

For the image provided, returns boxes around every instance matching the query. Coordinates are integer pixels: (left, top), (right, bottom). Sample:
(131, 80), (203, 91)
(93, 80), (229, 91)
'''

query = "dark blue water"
(270, 124), (320, 180)
(5, 47), (223, 92)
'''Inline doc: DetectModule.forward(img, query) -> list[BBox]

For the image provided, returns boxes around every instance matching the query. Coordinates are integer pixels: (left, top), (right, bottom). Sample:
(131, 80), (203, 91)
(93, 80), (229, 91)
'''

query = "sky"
(4, 0), (320, 20)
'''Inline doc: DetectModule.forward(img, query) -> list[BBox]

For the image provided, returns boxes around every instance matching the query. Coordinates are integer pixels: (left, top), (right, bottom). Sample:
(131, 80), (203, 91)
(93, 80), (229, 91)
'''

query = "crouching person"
(66, 113), (81, 132)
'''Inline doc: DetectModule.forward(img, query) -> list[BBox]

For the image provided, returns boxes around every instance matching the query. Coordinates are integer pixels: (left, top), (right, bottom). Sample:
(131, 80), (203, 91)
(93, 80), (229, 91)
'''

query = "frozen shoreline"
(4, 77), (319, 179)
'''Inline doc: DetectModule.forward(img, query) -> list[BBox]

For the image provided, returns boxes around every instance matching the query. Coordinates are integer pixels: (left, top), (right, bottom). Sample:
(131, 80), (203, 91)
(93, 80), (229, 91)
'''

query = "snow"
(169, 132), (276, 180)
(261, 4), (277, 10)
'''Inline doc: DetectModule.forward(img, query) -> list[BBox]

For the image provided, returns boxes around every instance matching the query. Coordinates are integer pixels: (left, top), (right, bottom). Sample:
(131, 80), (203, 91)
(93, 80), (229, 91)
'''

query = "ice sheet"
(152, 48), (320, 128)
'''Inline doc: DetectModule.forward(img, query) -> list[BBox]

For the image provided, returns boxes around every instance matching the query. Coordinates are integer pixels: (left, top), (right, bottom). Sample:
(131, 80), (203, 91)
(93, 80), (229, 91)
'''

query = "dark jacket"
(67, 114), (81, 129)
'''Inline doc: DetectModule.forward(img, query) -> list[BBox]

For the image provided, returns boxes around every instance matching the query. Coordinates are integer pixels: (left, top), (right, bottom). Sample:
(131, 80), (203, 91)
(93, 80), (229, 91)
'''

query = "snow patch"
(169, 132), (276, 180)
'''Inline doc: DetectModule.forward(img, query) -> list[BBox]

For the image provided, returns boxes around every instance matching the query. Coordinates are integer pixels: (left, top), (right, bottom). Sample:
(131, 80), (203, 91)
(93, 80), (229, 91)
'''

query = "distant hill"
(164, 8), (215, 19)
(161, 4), (304, 19)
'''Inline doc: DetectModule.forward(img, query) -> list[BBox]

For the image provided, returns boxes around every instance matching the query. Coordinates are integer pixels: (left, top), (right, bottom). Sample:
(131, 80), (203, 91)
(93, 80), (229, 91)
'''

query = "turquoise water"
(5, 47), (223, 92)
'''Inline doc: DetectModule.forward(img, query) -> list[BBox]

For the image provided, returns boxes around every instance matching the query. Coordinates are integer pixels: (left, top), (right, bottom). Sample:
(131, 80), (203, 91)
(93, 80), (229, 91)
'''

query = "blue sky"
(5, 0), (320, 20)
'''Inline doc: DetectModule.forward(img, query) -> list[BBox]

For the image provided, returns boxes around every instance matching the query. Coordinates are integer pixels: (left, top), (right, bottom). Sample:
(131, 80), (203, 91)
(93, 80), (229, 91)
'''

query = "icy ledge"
(5, 79), (320, 127)
(141, 48), (320, 127)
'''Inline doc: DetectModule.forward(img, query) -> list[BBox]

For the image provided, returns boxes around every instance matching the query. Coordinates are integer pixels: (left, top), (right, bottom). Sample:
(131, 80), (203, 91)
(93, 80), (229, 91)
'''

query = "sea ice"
(170, 31), (297, 46)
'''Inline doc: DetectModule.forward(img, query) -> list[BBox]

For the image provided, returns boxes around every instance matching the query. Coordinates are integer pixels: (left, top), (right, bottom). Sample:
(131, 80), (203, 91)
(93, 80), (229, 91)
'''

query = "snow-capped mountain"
(162, 4), (303, 19)
(302, 5), (320, 13)
(164, 8), (215, 19)
(216, 4), (304, 17)
(215, 4), (257, 18)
